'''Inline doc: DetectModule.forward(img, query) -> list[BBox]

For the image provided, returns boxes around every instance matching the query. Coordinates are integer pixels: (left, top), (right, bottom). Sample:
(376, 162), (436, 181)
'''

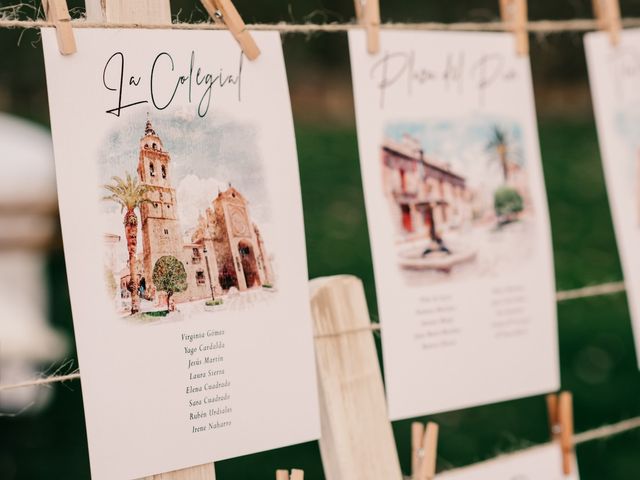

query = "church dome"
(141, 118), (165, 152)
(144, 119), (156, 136)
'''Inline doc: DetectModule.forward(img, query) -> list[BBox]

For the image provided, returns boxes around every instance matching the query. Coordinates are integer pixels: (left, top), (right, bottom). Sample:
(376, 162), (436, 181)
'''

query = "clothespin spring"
(499, 0), (529, 56)
(593, 0), (622, 46)
(546, 391), (574, 476)
(43, 0), (77, 55)
(199, 0), (260, 60)
(354, 0), (380, 55)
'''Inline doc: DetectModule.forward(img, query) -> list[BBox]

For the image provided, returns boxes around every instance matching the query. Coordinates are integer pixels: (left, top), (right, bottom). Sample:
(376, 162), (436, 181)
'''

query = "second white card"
(349, 30), (559, 419)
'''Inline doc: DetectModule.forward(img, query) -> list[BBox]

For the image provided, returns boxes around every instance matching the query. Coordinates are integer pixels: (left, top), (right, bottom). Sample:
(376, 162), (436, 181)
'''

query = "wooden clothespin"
(199, 0), (260, 60)
(411, 422), (439, 480)
(546, 391), (574, 475)
(354, 0), (380, 54)
(593, 0), (622, 46)
(42, 0), (77, 55)
(275, 469), (304, 480)
(499, 0), (528, 56)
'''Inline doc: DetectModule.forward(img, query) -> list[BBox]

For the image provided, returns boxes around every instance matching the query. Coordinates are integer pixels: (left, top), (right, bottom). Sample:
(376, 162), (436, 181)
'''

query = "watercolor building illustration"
(381, 134), (473, 242)
(103, 119), (274, 317)
(381, 123), (534, 282)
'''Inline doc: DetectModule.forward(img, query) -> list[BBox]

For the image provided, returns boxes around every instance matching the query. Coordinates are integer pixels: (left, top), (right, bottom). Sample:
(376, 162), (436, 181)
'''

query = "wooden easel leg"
(310, 275), (403, 480)
(145, 464), (215, 480)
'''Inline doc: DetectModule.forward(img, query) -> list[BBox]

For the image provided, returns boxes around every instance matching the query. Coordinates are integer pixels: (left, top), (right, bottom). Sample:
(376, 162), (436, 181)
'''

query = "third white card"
(349, 30), (559, 419)
(586, 29), (640, 367)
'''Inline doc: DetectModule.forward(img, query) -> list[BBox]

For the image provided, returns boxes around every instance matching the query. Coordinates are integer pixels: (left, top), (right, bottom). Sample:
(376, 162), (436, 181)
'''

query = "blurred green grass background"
(2, 120), (639, 479)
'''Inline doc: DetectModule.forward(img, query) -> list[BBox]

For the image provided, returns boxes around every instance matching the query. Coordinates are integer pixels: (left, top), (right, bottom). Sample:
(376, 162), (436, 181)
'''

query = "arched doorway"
(238, 240), (260, 288)
(139, 277), (146, 299)
(400, 204), (413, 232)
(417, 203), (435, 239)
(218, 264), (238, 290)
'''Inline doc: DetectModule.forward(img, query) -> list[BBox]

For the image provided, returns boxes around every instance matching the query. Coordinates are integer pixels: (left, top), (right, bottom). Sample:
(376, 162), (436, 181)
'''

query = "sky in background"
(384, 115), (525, 201)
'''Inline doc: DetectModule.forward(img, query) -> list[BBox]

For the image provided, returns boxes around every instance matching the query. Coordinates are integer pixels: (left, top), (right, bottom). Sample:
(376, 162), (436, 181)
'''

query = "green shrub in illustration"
(494, 186), (523, 224)
(152, 256), (188, 311)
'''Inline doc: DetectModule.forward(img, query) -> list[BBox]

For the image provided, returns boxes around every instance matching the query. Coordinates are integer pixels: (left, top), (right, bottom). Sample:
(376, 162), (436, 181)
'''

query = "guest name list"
(181, 329), (232, 434)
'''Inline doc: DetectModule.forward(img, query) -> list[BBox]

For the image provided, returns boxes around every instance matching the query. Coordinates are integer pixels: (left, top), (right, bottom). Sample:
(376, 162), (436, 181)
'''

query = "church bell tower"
(137, 119), (184, 291)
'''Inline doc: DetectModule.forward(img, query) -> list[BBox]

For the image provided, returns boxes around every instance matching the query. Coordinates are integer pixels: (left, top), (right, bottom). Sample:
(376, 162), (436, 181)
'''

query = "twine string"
(0, 279), (628, 392)
(0, 371), (80, 392)
(574, 416), (640, 445)
(555, 281), (626, 301)
(0, 17), (640, 33)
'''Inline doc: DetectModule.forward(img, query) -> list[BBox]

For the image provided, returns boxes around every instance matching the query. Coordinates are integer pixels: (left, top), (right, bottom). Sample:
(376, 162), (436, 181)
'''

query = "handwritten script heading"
(370, 50), (518, 108)
(103, 51), (244, 118)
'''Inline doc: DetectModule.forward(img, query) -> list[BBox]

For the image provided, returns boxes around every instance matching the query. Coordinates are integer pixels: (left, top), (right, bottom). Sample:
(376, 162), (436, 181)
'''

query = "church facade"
(126, 119), (273, 305)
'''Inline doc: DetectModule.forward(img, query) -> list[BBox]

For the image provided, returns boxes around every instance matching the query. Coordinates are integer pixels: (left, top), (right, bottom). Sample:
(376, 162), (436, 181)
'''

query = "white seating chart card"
(349, 30), (559, 419)
(42, 29), (319, 479)
(436, 444), (579, 480)
(585, 29), (640, 367)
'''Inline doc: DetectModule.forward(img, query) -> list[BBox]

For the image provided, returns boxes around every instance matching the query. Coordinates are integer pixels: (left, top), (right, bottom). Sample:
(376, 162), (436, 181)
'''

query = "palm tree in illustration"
(103, 172), (150, 315)
(486, 126), (526, 224)
(486, 125), (510, 183)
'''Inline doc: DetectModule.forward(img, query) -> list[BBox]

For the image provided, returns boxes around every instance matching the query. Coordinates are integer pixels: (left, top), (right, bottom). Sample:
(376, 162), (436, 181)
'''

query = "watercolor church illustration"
(107, 119), (274, 310)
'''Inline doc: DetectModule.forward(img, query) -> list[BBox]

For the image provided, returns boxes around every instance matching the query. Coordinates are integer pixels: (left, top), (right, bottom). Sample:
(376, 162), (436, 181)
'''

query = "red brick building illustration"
(381, 135), (473, 241)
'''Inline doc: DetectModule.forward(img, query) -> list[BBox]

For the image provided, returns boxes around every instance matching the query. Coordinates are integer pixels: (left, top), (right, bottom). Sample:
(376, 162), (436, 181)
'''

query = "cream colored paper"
(349, 30), (559, 419)
(42, 28), (319, 479)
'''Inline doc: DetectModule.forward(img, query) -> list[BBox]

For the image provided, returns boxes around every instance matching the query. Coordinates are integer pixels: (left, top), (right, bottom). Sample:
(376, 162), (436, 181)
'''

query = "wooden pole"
(275, 470), (304, 480)
(85, 0), (172, 23)
(82, 1), (215, 478)
(310, 275), (403, 480)
(144, 468), (215, 480)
